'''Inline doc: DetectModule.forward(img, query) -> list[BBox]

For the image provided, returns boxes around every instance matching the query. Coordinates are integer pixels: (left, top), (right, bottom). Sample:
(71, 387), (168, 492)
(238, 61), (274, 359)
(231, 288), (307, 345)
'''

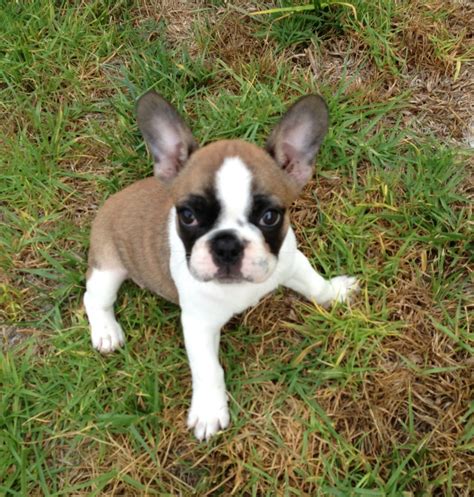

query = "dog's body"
(84, 92), (358, 440)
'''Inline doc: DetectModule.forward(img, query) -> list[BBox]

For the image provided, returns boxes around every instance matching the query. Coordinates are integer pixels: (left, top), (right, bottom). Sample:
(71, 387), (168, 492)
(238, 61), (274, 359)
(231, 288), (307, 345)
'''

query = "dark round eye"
(259, 209), (281, 228)
(178, 208), (197, 226)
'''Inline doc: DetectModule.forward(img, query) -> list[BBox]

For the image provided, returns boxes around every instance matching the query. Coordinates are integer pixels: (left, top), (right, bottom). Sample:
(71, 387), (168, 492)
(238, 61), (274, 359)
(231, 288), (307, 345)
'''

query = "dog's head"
(137, 91), (329, 284)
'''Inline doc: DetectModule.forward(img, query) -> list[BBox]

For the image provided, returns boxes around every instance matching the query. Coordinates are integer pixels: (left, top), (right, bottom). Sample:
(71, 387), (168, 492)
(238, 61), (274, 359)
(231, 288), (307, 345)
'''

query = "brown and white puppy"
(84, 91), (358, 440)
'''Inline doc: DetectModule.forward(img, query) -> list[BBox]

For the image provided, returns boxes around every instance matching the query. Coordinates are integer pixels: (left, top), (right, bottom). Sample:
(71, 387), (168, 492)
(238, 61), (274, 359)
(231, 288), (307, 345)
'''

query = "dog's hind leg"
(84, 266), (128, 353)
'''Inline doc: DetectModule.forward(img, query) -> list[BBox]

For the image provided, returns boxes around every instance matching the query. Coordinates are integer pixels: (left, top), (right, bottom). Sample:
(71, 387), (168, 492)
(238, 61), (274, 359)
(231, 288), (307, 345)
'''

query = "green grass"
(1, 1), (473, 495)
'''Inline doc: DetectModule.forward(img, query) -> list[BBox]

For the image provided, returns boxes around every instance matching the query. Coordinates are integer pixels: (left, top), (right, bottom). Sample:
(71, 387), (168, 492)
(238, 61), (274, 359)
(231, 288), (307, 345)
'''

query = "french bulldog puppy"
(84, 91), (358, 440)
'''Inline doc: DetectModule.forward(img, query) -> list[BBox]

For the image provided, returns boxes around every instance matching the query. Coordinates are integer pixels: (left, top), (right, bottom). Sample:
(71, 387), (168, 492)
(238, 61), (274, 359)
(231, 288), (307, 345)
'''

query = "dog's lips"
(188, 263), (254, 284)
(215, 264), (245, 283)
(215, 276), (246, 284)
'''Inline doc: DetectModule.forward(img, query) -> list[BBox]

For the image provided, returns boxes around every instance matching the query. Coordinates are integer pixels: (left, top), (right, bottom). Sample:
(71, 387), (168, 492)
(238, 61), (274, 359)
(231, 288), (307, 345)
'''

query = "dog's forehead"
(215, 156), (252, 218)
(172, 140), (298, 205)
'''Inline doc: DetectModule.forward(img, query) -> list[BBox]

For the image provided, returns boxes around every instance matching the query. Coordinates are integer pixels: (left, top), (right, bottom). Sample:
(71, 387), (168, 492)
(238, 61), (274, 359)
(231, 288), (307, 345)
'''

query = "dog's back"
(88, 177), (178, 303)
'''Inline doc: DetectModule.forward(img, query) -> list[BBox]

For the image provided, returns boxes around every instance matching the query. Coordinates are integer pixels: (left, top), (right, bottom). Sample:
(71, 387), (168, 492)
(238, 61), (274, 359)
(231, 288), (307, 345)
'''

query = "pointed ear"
(136, 91), (198, 181)
(266, 95), (329, 190)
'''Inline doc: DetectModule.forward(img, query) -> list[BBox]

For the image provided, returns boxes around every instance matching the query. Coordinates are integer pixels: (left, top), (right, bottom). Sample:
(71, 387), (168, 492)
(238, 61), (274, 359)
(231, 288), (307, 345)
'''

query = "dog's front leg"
(181, 311), (229, 441)
(283, 250), (359, 306)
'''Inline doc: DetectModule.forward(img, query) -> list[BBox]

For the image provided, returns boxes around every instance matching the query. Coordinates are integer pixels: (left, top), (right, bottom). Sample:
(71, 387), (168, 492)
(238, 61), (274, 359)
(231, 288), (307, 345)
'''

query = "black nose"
(210, 231), (244, 266)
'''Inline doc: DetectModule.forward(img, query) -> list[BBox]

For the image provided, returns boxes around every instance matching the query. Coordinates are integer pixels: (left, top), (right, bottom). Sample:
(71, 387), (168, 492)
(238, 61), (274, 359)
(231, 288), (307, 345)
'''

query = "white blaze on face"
(215, 157), (253, 223)
(214, 157), (277, 283)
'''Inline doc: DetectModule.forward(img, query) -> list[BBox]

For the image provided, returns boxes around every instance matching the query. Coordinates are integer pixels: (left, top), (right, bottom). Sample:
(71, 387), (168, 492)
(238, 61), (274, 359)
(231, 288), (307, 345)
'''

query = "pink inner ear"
(154, 161), (176, 181)
(176, 141), (188, 165)
(281, 142), (312, 187)
(153, 142), (186, 181)
(281, 142), (297, 169)
(291, 162), (313, 186)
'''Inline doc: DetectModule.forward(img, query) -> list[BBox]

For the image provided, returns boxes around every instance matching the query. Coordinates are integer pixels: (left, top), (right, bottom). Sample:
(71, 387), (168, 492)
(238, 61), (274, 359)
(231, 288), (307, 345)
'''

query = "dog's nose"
(210, 231), (244, 266)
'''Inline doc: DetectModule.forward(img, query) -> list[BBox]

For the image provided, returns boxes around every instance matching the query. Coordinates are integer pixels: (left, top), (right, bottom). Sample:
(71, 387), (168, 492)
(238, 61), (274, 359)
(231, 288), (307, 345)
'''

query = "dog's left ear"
(266, 95), (329, 190)
(137, 91), (198, 181)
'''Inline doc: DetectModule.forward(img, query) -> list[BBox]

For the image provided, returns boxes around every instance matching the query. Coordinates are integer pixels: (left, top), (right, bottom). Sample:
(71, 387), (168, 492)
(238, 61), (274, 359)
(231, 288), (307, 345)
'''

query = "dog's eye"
(259, 209), (281, 228)
(178, 208), (197, 226)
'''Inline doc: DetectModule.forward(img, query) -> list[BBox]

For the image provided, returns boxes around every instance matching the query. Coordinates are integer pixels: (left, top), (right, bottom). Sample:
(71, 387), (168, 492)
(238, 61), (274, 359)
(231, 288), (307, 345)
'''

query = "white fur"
(182, 312), (229, 440)
(215, 156), (252, 222)
(84, 267), (127, 353)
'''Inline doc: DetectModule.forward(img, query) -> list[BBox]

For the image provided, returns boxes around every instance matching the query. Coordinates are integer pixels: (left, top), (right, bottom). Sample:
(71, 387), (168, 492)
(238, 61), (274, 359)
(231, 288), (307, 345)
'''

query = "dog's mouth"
(188, 261), (260, 284)
(215, 269), (255, 284)
(214, 275), (247, 284)
(217, 263), (242, 280)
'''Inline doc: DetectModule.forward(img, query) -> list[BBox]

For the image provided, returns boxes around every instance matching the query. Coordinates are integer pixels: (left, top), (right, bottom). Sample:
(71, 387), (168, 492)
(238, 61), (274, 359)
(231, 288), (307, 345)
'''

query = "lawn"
(1, 1), (473, 495)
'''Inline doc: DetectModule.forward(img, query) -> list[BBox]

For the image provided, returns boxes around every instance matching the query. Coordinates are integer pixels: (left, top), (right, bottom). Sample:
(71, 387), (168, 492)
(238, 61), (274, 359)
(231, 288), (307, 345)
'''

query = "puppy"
(84, 91), (358, 440)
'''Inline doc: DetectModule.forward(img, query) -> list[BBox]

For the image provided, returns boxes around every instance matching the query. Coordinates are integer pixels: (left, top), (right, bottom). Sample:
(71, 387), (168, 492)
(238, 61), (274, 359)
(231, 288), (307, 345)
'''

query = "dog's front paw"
(187, 391), (229, 441)
(329, 275), (359, 304)
(91, 318), (125, 354)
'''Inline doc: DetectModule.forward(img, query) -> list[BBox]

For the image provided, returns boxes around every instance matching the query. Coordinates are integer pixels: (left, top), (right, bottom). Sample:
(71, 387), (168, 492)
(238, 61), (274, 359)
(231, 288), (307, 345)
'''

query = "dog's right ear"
(137, 91), (198, 181)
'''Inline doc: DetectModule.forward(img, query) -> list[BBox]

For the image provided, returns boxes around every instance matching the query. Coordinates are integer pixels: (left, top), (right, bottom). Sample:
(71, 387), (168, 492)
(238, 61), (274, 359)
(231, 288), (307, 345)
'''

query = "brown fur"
(87, 140), (301, 304)
(88, 177), (179, 303)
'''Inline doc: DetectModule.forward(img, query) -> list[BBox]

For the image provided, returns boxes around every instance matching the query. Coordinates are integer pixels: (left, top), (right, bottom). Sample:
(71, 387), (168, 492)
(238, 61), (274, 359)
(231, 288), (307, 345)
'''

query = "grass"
(1, 0), (473, 495)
